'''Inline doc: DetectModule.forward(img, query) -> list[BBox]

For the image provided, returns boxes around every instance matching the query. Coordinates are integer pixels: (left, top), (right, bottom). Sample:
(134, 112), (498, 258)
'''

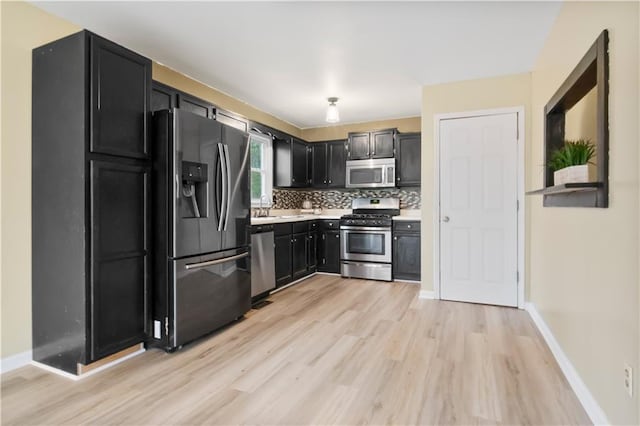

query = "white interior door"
(439, 113), (518, 307)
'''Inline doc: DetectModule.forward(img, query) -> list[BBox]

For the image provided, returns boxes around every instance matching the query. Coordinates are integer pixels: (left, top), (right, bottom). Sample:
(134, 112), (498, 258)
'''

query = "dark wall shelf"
(527, 182), (602, 195)
(529, 30), (609, 208)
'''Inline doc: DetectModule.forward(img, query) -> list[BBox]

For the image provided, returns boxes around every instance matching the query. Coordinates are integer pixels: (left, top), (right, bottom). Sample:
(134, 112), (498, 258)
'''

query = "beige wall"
(529, 2), (639, 424)
(564, 86), (598, 143)
(420, 73), (532, 293)
(302, 116), (421, 142)
(153, 64), (302, 139)
(1, 1), (80, 358)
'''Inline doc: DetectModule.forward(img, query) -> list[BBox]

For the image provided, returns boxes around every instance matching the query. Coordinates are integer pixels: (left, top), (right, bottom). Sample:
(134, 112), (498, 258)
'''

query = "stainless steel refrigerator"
(152, 109), (251, 350)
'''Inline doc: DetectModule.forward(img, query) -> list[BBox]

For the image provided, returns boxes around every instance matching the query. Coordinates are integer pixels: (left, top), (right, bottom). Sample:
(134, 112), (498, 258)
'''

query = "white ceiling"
(32, 1), (562, 129)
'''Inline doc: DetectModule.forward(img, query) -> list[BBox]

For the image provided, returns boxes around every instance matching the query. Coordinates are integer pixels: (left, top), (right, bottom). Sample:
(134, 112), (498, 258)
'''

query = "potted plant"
(548, 139), (597, 185)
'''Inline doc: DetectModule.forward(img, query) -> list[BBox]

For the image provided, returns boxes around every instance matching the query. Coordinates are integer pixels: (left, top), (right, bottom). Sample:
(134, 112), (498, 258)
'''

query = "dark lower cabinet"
(318, 220), (340, 273)
(392, 221), (421, 281)
(90, 160), (149, 359)
(292, 232), (308, 279)
(274, 234), (293, 287)
(307, 231), (318, 271)
(318, 230), (341, 273)
(32, 30), (151, 374)
(273, 221), (318, 287)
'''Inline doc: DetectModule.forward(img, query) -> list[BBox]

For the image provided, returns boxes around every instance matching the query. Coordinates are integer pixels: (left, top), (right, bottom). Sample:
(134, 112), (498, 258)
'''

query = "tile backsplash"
(273, 187), (421, 210)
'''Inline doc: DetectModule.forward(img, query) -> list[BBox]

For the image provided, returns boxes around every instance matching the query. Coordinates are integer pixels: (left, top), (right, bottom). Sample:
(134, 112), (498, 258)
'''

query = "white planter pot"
(553, 164), (597, 185)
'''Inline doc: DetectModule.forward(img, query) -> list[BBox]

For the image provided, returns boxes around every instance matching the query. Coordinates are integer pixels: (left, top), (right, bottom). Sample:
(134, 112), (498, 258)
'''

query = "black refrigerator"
(152, 109), (251, 350)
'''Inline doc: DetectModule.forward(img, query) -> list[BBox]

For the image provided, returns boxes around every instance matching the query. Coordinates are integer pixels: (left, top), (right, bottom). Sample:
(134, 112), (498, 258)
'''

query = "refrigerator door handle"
(223, 144), (232, 231)
(218, 142), (228, 232)
(184, 252), (248, 270)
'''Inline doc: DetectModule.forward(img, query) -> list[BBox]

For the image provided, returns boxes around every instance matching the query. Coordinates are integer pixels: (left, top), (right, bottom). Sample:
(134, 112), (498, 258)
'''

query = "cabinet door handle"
(394, 236), (397, 240)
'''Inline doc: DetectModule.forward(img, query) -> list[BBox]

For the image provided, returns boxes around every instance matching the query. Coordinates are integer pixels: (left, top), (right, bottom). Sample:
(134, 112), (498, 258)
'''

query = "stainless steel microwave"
(345, 158), (395, 188)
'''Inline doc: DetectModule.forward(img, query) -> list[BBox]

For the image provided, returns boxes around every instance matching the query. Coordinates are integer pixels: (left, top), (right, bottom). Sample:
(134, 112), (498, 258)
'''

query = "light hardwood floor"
(2, 275), (590, 425)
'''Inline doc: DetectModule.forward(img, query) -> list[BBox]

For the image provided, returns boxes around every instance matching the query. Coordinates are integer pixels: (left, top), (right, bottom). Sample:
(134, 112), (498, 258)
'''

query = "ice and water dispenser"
(181, 161), (208, 218)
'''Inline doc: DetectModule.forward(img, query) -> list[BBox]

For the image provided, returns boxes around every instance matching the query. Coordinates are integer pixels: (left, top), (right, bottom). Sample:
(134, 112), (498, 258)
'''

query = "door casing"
(433, 107), (525, 308)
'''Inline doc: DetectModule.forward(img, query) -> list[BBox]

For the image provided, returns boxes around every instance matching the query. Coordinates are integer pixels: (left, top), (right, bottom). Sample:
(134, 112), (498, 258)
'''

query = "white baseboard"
(1, 350), (33, 374)
(418, 290), (436, 299)
(524, 302), (609, 425)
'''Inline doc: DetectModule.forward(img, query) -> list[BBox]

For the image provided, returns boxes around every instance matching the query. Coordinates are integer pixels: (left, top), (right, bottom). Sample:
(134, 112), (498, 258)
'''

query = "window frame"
(249, 132), (273, 207)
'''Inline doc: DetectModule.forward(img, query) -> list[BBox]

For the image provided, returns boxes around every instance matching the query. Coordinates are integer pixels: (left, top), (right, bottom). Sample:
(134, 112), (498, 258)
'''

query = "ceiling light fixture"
(325, 97), (340, 123)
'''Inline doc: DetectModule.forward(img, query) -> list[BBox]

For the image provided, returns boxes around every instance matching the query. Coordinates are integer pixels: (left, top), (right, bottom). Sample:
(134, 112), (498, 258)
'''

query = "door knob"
(442, 216), (450, 222)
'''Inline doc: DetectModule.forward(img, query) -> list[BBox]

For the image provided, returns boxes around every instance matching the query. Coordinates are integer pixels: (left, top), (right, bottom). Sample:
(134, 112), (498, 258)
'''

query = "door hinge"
(516, 271), (520, 282)
(164, 317), (169, 337)
(517, 200), (520, 211)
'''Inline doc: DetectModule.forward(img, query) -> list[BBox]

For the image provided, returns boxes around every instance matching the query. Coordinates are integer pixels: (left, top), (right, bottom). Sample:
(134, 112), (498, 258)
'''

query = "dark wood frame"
(527, 30), (609, 207)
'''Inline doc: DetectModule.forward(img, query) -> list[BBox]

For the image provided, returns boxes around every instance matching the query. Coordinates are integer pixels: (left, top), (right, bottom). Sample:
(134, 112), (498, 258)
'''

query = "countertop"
(250, 210), (421, 225)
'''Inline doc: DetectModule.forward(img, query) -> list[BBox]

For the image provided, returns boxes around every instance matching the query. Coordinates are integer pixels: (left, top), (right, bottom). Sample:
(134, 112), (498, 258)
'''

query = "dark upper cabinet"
(177, 92), (212, 118)
(311, 140), (347, 188)
(371, 129), (395, 158)
(347, 129), (396, 160)
(216, 108), (249, 132)
(327, 140), (347, 187)
(396, 133), (421, 186)
(90, 36), (150, 159)
(275, 137), (310, 188)
(393, 221), (421, 281)
(151, 81), (177, 113)
(32, 30), (150, 374)
(347, 132), (371, 160)
(311, 143), (328, 187)
(292, 138), (309, 186)
(90, 160), (149, 359)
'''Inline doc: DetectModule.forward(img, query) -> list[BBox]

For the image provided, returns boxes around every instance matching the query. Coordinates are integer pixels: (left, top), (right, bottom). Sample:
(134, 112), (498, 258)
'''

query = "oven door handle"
(340, 226), (392, 232)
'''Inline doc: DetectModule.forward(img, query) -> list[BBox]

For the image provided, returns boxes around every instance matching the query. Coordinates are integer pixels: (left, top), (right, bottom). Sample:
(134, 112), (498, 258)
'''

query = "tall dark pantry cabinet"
(32, 31), (151, 374)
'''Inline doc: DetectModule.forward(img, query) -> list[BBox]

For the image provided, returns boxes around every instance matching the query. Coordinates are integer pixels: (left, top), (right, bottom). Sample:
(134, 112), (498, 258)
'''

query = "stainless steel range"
(340, 198), (400, 281)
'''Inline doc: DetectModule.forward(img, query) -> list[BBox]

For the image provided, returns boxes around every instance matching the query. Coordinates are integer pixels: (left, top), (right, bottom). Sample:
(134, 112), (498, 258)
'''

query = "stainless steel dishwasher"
(250, 224), (276, 300)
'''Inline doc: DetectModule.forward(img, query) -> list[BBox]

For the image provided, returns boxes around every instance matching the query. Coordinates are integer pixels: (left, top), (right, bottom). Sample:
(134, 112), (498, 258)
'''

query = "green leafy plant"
(548, 139), (596, 171)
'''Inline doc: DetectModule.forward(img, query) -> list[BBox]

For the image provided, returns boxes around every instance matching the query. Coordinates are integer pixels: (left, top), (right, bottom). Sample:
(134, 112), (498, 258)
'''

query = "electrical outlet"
(624, 364), (633, 397)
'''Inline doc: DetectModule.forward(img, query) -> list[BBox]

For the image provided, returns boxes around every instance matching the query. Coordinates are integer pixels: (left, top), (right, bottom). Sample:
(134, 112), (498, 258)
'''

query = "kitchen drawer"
(320, 219), (340, 230)
(393, 221), (420, 232)
(274, 223), (292, 236)
(293, 221), (309, 234)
